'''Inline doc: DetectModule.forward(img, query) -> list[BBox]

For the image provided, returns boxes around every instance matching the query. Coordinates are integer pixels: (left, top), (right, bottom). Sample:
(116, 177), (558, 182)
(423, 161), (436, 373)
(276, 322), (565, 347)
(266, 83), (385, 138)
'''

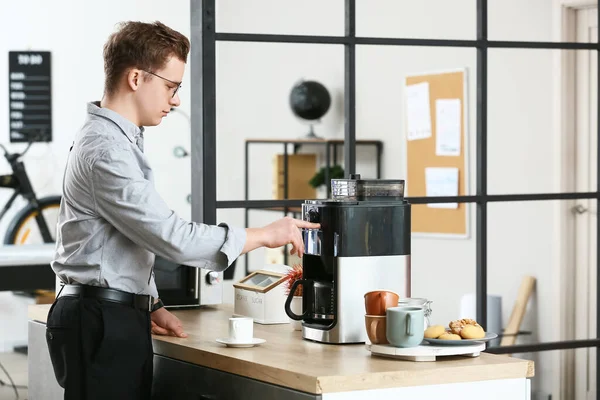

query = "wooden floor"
(0, 351), (28, 400)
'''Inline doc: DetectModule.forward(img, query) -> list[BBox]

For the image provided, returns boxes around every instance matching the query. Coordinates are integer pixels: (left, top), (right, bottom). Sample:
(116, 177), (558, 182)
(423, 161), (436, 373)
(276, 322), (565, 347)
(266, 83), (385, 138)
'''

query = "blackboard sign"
(8, 51), (52, 143)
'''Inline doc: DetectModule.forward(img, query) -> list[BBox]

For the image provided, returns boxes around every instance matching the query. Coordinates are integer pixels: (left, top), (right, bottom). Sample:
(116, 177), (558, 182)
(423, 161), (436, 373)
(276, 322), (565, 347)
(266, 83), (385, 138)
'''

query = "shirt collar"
(87, 101), (145, 143)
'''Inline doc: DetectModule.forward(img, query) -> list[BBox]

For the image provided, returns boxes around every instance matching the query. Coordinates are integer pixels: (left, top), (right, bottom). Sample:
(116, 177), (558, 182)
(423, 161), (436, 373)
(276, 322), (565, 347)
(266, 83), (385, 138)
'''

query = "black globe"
(289, 80), (331, 121)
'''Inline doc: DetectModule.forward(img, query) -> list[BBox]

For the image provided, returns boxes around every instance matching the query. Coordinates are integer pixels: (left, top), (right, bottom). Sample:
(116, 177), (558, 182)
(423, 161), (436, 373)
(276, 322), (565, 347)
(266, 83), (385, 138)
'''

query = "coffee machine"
(284, 175), (411, 344)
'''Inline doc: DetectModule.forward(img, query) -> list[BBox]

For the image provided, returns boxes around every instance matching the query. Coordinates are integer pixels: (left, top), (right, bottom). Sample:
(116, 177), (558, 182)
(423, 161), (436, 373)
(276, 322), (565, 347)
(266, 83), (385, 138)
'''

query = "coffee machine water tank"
(284, 175), (411, 344)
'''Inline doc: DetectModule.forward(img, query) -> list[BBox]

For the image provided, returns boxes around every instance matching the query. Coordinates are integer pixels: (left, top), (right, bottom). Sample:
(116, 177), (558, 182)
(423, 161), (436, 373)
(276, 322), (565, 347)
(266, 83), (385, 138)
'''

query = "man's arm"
(242, 217), (320, 258)
(92, 145), (320, 269)
(91, 145), (245, 271)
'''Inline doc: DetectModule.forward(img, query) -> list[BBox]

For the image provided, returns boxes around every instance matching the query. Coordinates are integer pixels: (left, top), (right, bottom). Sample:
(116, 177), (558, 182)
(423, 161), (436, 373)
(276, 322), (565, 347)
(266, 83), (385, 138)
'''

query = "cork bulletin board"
(404, 69), (469, 238)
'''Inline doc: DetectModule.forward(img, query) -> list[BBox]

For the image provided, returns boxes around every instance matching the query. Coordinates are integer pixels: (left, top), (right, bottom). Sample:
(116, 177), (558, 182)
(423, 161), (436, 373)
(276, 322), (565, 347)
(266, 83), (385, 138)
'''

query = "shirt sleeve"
(148, 270), (159, 299)
(91, 144), (247, 271)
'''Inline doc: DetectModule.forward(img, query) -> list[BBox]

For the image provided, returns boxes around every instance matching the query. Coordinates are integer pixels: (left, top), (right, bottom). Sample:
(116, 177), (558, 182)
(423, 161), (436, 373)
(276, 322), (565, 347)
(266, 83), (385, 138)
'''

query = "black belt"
(58, 284), (153, 312)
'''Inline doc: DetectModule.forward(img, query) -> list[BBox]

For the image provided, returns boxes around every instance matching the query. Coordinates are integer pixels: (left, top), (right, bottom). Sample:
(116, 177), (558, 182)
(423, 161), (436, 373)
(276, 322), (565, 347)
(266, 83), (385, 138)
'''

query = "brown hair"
(102, 21), (190, 96)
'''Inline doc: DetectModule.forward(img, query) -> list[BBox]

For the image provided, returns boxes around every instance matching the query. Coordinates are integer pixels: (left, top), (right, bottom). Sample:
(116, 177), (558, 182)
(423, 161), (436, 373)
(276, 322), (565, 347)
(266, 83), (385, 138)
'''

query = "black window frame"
(189, 0), (600, 385)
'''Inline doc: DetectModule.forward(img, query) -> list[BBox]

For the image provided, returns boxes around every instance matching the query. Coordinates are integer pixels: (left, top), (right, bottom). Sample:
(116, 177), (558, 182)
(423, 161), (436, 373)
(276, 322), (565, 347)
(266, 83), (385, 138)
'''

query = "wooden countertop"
(29, 304), (534, 394)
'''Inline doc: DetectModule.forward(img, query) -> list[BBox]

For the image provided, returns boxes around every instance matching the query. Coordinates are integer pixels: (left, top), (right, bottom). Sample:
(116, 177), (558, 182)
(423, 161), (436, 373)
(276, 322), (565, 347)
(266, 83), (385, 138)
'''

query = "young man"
(46, 21), (319, 400)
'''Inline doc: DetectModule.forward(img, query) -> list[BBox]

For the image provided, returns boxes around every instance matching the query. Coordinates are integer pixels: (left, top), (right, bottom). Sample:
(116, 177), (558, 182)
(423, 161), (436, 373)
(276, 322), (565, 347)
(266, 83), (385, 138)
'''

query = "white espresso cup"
(228, 317), (253, 343)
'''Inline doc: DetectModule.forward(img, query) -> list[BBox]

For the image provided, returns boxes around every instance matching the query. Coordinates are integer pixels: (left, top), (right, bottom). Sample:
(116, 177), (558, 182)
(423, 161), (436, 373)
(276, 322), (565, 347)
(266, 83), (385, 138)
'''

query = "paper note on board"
(435, 99), (461, 156)
(425, 167), (459, 209)
(405, 82), (432, 141)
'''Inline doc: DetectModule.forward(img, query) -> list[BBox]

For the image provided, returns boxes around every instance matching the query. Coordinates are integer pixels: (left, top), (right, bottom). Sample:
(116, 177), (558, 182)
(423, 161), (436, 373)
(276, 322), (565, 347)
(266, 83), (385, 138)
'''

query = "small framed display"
(233, 270), (289, 324)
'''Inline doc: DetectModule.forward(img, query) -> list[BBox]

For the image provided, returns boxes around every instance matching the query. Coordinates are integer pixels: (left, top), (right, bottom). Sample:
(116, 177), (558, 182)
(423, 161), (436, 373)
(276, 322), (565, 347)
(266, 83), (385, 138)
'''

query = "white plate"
(423, 332), (498, 346)
(216, 338), (266, 348)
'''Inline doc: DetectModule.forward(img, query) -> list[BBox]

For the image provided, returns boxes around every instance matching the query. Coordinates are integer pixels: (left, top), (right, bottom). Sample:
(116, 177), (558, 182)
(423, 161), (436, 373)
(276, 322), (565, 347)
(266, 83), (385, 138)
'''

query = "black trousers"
(45, 291), (153, 400)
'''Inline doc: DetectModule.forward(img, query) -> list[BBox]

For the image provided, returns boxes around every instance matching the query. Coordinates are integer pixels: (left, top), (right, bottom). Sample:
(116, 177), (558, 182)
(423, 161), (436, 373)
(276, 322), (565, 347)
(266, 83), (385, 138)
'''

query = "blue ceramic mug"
(386, 306), (424, 348)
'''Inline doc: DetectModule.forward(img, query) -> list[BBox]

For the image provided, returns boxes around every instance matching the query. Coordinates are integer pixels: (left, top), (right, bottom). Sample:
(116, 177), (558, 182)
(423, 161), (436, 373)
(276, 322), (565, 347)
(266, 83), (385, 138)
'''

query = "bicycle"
(0, 135), (61, 245)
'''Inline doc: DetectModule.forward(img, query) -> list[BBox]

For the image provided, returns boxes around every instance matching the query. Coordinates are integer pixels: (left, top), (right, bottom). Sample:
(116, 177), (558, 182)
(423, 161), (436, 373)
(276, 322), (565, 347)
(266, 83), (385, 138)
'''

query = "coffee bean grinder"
(284, 174), (411, 344)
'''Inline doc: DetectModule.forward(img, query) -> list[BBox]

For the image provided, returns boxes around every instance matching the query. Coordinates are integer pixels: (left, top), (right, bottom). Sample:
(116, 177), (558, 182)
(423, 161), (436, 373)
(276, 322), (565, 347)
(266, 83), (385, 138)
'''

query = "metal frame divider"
(190, 0), (600, 384)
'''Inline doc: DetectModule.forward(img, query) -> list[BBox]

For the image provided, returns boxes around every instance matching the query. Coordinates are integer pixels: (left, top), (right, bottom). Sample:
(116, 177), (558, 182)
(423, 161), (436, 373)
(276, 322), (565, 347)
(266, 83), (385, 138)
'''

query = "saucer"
(216, 338), (266, 348)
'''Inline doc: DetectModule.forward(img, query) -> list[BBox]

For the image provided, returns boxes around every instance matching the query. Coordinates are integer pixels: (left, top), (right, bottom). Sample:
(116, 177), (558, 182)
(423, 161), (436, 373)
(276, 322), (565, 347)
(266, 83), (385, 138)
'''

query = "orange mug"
(364, 290), (399, 316)
(365, 315), (388, 344)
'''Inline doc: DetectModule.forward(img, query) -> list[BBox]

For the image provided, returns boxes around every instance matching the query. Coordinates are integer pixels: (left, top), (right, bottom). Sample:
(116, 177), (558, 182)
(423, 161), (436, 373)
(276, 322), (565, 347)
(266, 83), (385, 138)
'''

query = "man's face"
(134, 56), (185, 127)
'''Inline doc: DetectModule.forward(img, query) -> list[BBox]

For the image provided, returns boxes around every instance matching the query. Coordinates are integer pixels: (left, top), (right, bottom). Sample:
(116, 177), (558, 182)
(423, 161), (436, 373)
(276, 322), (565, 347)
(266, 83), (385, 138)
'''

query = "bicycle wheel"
(4, 195), (61, 245)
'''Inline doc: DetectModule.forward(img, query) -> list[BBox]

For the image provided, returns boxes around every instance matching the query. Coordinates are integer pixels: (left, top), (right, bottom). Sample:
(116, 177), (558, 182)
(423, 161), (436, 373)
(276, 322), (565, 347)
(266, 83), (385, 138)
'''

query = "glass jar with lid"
(398, 298), (433, 330)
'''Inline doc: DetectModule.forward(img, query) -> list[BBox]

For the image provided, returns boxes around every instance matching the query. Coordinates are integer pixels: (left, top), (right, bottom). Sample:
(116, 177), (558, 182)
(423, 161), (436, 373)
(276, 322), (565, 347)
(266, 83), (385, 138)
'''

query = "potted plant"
(308, 165), (345, 189)
(284, 263), (303, 331)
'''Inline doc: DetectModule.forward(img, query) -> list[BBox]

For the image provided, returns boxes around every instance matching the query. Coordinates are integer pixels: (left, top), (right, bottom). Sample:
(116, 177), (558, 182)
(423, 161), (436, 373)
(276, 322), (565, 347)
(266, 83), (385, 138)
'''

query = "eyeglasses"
(144, 70), (182, 98)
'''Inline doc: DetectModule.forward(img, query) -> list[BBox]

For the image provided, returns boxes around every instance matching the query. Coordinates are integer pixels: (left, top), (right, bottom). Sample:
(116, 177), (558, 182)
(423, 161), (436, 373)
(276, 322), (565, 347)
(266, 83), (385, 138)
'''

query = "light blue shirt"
(51, 101), (246, 298)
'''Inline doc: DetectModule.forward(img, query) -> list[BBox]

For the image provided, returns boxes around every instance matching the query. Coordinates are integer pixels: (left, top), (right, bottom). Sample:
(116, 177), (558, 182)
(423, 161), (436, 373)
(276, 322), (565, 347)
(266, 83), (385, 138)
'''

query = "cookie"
(449, 318), (481, 335)
(438, 332), (461, 340)
(460, 324), (485, 339)
(424, 325), (445, 339)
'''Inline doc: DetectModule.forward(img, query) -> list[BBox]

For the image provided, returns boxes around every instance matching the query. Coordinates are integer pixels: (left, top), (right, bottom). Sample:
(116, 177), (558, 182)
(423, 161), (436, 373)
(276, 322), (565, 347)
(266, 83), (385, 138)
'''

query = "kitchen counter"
(29, 303), (534, 399)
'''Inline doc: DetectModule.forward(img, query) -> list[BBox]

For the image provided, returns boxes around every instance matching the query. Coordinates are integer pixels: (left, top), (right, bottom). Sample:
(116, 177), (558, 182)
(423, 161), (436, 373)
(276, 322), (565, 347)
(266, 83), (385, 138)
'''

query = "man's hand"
(243, 216), (320, 257)
(150, 307), (188, 338)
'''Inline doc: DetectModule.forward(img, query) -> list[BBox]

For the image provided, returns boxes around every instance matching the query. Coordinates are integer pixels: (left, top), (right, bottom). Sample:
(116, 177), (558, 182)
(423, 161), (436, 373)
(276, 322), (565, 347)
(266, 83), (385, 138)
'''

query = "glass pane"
(489, 2), (598, 43)
(145, 129), (192, 221)
(410, 215), (476, 329)
(356, 45), (477, 196)
(488, 200), (597, 399)
(356, 0), (475, 40)
(216, 41), (344, 202)
(488, 48), (598, 195)
(216, 0), (344, 36)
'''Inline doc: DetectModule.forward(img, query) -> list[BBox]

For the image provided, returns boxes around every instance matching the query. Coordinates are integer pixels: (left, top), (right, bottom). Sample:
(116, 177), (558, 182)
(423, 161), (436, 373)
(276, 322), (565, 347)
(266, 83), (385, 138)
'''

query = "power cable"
(0, 359), (26, 399)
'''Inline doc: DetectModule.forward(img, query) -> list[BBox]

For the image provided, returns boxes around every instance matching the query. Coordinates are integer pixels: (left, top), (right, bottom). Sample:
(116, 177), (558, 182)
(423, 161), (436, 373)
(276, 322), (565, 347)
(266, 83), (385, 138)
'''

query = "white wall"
(0, 0), (567, 397)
